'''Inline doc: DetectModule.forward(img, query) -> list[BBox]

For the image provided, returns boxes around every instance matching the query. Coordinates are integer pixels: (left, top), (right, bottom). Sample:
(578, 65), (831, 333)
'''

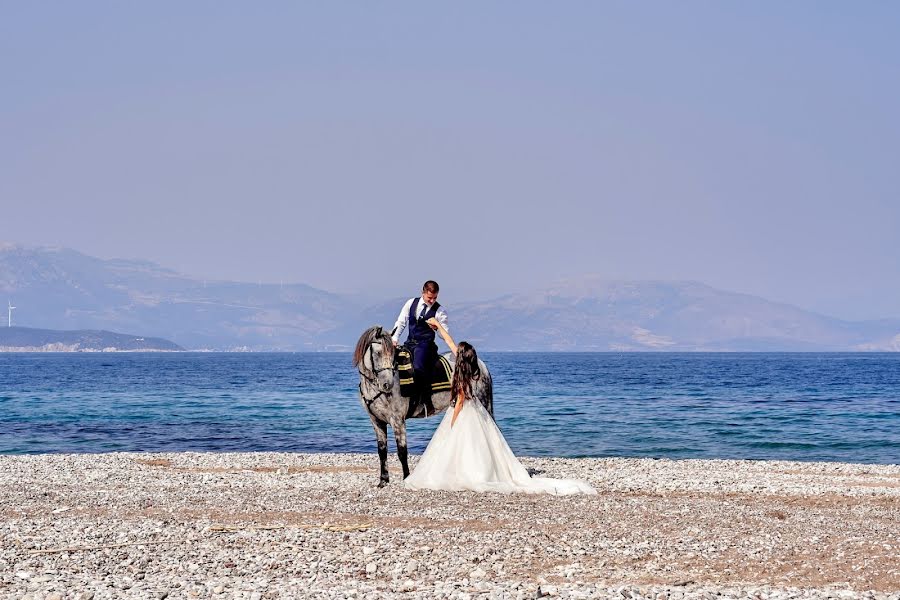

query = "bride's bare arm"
(451, 392), (464, 427)
(426, 318), (457, 355)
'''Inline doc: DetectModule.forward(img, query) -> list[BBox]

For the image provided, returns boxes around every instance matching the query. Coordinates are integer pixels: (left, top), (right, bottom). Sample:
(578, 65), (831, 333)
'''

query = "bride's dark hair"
(451, 341), (480, 402)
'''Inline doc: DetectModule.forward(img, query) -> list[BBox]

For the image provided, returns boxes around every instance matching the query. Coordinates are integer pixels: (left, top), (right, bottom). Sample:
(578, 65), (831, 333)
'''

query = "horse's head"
(353, 325), (396, 394)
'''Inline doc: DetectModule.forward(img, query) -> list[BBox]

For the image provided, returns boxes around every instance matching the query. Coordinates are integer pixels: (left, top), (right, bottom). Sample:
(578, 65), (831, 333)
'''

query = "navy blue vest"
(407, 297), (441, 345)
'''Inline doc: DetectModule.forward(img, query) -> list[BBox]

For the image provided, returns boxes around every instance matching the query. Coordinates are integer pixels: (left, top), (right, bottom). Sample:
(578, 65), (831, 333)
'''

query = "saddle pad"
(395, 347), (452, 397)
(431, 354), (452, 392)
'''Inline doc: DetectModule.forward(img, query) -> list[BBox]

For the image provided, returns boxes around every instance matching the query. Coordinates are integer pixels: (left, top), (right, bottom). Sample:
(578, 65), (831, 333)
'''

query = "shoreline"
(2, 452), (898, 599)
(3, 449), (900, 468)
(3, 350), (900, 353)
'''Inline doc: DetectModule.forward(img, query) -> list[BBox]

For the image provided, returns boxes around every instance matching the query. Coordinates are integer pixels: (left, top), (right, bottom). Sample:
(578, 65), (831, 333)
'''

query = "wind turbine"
(7, 300), (15, 328)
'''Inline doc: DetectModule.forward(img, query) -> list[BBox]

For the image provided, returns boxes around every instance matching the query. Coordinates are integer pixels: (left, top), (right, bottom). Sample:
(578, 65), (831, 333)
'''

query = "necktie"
(419, 305), (428, 320)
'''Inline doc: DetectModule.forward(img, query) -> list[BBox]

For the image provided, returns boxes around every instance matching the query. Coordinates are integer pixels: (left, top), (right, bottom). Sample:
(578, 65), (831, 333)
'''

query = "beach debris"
(537, 584), (558, 597)
(206, 522), (373, 533)
(28, 540), (181, 555)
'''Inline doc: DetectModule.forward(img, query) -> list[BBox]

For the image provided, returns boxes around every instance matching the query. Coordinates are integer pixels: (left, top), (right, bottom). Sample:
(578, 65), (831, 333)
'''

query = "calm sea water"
(0, 353), (898, 464)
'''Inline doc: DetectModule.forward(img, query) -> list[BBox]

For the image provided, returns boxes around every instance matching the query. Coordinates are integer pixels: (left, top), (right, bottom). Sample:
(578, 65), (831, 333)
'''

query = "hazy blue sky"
(2, 3), (898, 319)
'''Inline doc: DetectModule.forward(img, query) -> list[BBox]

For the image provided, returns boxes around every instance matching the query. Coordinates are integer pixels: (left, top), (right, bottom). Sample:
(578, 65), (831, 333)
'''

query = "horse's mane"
(352, 326), (393, 367)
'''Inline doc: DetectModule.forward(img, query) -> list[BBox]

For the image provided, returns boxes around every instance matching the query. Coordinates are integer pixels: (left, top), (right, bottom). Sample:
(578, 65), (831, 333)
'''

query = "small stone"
(362, 546), (375, 556)
(405, 559), (419, 574)
(471, 567), (487, 579)
(213, 586), (224, 594)
(46, 594), (63, 600)
(158, 591), (169, 599)
(366, 562), (377, 575)
(15, 571), (32, 580)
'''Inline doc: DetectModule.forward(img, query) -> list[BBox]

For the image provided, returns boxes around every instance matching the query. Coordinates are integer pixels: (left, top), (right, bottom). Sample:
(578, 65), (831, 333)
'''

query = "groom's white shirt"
(391, 297), (449, 344)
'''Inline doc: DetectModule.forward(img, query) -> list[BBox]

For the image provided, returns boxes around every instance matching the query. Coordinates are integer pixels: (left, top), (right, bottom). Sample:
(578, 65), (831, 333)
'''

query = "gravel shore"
(2, 452), (898, 599)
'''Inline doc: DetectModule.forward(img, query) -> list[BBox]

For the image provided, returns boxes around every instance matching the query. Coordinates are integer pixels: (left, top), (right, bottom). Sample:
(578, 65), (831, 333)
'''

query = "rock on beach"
(1, 452), (899, 599)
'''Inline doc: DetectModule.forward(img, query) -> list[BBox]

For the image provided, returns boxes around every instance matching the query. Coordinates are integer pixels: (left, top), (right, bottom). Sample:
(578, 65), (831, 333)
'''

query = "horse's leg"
(391, 419), (410, 479)
(486, 374), (494, 418)
(369, 415), (390, 487)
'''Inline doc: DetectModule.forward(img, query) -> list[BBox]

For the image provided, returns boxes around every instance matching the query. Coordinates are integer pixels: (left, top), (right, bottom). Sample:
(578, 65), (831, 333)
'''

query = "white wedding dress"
(404, 395), (597, 495)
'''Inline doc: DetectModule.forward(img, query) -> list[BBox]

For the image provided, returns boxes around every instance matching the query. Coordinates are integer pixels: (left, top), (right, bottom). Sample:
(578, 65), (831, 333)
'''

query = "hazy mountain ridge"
(1, 245), (898, 351)
(0, 245), (358, 350)
(452, 278), (893, 351)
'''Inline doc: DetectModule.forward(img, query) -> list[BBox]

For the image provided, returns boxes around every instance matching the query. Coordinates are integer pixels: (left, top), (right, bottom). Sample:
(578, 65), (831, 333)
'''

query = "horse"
(353, 325), (493, 487)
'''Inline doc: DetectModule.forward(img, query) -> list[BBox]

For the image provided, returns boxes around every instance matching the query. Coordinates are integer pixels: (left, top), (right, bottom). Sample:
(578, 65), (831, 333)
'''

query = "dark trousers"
(411, 340), (437, 413)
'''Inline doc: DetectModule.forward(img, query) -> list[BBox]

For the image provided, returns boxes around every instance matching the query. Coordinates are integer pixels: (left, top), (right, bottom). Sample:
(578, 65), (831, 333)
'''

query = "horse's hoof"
(377, 480), (388, 488)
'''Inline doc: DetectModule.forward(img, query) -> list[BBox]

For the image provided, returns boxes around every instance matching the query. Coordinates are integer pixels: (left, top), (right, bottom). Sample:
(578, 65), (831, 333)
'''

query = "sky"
(2, 3), (898, 320)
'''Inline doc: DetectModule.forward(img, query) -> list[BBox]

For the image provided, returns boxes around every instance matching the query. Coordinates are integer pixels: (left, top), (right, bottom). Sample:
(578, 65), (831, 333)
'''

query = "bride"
(404, 319), (597, 495)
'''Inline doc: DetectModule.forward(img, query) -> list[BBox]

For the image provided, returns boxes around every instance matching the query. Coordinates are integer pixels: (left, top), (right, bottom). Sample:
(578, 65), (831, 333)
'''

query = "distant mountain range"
(0, 326), (183, 352)
(1, 243), (898, 351)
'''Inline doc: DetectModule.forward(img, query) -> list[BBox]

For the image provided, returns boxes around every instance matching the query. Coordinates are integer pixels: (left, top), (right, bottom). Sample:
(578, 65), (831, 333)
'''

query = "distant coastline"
(0, 345), (182, 352)
(0, 326), (183, 352)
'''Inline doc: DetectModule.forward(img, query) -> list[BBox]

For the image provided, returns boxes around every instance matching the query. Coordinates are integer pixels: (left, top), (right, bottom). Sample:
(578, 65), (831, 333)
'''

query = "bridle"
(358, 328), (395, 407)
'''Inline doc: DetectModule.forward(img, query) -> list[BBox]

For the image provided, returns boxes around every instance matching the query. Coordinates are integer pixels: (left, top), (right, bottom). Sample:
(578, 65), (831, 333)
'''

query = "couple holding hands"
(390, 280), (595, 495)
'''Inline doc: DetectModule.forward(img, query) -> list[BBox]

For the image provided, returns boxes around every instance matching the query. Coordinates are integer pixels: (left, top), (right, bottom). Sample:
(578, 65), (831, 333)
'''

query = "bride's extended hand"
(428, 318), (457, 355)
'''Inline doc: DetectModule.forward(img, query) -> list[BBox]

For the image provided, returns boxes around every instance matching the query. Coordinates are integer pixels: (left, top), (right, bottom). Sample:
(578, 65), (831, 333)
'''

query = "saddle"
(394, 346), (452, 398)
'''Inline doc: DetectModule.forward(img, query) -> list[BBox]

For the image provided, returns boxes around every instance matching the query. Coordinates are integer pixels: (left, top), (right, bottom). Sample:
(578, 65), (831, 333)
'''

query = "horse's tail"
(479, 359), (494, 418)
(486, 369), (494, 417)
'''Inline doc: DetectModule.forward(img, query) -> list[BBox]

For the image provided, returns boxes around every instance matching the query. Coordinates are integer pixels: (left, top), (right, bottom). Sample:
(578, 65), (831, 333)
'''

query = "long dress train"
(404, 396), (597, 495)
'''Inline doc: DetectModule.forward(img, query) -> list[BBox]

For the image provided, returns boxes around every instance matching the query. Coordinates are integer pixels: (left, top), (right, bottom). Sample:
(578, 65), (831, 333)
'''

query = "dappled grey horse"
(353, 325), (493, 487)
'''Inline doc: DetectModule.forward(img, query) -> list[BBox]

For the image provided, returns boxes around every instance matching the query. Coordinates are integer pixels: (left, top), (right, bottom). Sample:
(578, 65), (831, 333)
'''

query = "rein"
(358, 336), (395, 408)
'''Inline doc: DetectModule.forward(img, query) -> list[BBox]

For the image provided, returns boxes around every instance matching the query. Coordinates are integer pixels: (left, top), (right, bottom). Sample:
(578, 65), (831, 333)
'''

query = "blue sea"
(1, 353), (898, 464)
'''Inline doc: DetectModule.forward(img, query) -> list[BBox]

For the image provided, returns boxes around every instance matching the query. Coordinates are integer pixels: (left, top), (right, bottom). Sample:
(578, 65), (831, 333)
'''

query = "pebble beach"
(2, 452), (898, 599)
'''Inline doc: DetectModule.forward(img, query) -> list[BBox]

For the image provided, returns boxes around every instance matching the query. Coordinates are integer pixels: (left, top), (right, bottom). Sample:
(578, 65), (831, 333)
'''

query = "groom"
(391, 280), (449, 414)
